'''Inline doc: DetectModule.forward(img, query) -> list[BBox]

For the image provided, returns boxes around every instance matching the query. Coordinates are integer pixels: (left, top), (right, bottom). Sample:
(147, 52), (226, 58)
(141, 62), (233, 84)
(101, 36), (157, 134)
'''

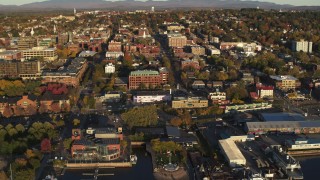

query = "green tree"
(63, 138), (73, 150)
(121, 105), (158, 129)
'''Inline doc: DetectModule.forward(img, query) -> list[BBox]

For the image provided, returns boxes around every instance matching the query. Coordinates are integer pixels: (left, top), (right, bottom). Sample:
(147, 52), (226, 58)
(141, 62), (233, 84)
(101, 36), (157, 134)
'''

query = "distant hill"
(0, 0), (319, 12)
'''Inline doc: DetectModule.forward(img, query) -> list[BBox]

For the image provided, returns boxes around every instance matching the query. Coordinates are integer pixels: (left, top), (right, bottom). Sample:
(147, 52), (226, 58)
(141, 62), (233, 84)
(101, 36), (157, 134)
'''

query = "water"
(297, 156), (320, 180)
(61, 148), (155, 180)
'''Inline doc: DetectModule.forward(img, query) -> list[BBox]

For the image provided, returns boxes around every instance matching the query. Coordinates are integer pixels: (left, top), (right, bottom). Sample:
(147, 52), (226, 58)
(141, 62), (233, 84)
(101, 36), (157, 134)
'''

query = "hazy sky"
(0, 0), (319, 6)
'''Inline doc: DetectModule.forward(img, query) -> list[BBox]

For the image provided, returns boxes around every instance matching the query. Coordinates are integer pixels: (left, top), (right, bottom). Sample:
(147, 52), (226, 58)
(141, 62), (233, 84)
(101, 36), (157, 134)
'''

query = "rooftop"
(136, 90), (170, 96)
(166, 126), (180, 138)
(270, 75), (298, 81)
(100, 138), (120, 145)
(261, 113), (305, 122)
(130, 70), (159, 76)
(219, 138), (246, 162)
(246, 121), (320, 129)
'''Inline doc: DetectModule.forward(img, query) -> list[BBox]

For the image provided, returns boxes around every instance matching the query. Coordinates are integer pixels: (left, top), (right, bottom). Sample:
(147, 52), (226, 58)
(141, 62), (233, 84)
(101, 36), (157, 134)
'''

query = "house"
(207, 81), (223, 88)
(39, 92), (70, 113)
(191, 80), (205, 89)
(256, 83), (274, 99)
(16, 95), (37, 112)
(241, 72), (254, 84)
(181, 59), (200, 70)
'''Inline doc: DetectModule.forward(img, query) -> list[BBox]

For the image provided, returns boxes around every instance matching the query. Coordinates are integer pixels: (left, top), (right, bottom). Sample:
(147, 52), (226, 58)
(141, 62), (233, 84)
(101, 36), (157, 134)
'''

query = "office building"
(22, 47), (58, 61)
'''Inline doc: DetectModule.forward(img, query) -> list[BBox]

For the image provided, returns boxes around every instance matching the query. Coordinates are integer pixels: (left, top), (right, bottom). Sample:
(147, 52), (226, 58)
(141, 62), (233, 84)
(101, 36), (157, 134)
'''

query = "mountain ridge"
(0, 0), (318, 12)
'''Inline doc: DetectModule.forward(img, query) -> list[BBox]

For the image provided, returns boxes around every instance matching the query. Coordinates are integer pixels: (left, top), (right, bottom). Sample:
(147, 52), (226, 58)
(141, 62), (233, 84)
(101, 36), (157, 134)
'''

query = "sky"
(0, 0), (319, 6)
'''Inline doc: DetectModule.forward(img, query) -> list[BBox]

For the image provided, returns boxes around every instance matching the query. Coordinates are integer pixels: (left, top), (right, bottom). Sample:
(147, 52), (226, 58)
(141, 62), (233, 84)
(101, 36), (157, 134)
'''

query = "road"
(35, 154), (50, 180)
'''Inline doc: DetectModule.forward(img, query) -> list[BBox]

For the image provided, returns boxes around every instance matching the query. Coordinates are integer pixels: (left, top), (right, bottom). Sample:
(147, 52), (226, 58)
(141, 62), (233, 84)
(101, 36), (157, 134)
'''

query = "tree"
(121, 105), (158, 129)
(38, 103), (48, 114)
(0, 171), (8, 180)
(41, 138), (51, 153)
(63, 138), (73, 150)
(73, 119), (80, 127)
(181, 111), (192, 126)
(14, 106), (24, 116)
(7, 128), (18, 137)
(170, 117), (183, 127)
(50, 103), (61, 113)
(26, 105), (37, 115)
(2, 106), (13, 118)
(120, 140), (128, 154)
(25, 149), (36, 159)
(15, 124), (25, 133)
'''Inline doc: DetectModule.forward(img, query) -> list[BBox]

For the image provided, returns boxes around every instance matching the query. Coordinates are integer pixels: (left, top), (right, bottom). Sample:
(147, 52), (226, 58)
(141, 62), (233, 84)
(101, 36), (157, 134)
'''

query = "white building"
(287, 138), (320, 150)
(106, 51), (124, 59)
(105, 63), (115, 74)
(256, 83), (274, 98)
(292, 40), (312, 53)
(218, 136), (247, 167)
(133, 91), (171, 103)
(208, 92), (226, 101)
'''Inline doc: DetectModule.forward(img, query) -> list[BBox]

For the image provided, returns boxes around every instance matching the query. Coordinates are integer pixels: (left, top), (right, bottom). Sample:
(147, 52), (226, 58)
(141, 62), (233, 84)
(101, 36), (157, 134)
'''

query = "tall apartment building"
(129, 70), (168, 90)
(167, 32), (187, 47)
(22, 47), (58, 61)
(17, 38), (37, 50)
(0, 60), (41, 79)
(292, 40), (313, 53)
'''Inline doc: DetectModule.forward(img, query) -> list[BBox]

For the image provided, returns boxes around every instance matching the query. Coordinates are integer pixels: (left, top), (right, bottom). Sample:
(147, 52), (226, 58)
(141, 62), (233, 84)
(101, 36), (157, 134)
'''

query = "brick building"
(108, 41), (122, 52)
(41, 58), (88, 87)
(129, 70), (168, 90)
(167, 32), (187, 47)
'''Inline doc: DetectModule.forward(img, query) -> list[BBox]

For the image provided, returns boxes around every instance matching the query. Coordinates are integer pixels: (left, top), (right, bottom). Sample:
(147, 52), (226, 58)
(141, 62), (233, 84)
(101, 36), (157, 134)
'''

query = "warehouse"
(218, 137), (246, 167)
(286, 138), (320, 150)
(245, 121), (320, 134)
